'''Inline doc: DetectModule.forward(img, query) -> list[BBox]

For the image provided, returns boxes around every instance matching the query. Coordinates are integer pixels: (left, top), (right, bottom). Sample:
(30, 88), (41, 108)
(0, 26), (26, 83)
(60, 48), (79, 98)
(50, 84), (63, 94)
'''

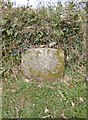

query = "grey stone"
(21, 48), (64, 81)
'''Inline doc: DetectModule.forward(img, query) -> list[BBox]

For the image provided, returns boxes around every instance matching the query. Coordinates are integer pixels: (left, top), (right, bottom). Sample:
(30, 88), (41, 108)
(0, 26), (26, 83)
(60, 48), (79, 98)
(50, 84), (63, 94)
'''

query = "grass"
(1, 1), (87, 118)
(2, 69), (87, 118)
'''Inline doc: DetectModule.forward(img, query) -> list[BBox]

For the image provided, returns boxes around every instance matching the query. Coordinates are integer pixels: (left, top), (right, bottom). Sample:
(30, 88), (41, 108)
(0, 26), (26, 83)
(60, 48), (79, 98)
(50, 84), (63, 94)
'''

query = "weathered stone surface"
(21, 48), (64, 81)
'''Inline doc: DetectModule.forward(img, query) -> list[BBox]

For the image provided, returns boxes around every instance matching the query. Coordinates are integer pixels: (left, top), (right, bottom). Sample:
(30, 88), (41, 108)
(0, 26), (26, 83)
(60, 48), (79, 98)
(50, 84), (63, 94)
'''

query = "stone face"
(21, 48), (64, 81)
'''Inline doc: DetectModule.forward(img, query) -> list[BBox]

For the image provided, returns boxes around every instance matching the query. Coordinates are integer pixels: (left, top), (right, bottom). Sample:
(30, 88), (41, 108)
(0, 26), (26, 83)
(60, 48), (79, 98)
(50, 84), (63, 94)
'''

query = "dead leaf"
(11, 65), (19, 77)
(25, 78), (29, 82)
(68, 83), (74, 88)
(19, 98), (26, 108)
(44, 108), (49, 113)
(11, 89), (16, 92)
(59, 91), (64, 98)
(71, 102), (75, 107)
(33, 104), (35, 106)
(39, 45), (46, 48)
(80, 97), (84, 102)
(64, 74), (70, 82)
(42, 115), (51, 118)
(61, 111), (67, 118)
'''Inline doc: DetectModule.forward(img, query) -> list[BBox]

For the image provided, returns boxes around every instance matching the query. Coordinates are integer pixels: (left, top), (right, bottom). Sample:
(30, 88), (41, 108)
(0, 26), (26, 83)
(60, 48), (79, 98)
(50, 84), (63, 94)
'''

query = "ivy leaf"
(6, 29), (13, 35)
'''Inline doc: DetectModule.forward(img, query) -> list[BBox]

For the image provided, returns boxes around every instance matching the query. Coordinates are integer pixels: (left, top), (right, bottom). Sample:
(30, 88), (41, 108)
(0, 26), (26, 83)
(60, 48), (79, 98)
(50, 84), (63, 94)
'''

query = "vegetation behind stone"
(1, 1), (86, 76)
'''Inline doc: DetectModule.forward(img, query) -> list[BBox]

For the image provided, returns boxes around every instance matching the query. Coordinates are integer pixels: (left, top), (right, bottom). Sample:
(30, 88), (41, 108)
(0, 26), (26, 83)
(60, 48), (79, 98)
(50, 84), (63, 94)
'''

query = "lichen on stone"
(21, 48), (65, 81)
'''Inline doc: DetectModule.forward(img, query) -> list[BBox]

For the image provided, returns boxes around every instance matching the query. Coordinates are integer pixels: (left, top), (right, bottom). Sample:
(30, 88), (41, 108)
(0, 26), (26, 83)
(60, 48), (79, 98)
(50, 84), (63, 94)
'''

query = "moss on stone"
(28, 49), (64, 81)
(55, 49), (65, 78)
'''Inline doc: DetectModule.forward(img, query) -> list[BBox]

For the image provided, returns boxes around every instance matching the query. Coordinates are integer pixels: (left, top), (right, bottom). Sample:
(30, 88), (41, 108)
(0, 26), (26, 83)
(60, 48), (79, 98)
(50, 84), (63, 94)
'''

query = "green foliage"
(1, 1), (87, 118)
(1, 1), (86, 75)
(2, 74), (86, 118)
